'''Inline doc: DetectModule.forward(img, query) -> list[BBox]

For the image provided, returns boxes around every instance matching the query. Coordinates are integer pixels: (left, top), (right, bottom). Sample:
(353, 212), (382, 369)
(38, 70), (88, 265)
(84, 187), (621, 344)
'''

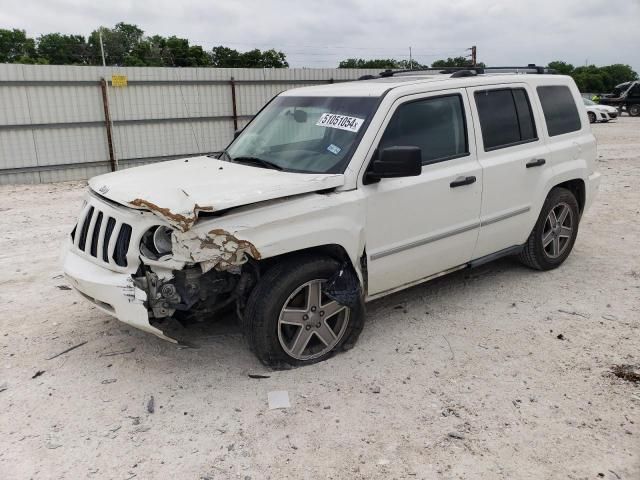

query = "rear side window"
(474, 88), (537, 151)
(379, 94), (468, 165)
(537, 85), (581, 136)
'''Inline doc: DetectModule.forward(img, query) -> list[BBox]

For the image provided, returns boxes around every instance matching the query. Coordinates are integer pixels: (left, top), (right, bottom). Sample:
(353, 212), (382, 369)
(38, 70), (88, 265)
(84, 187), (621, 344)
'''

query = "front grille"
(74, 204), (132, 268)
(609, 112), (618, 118)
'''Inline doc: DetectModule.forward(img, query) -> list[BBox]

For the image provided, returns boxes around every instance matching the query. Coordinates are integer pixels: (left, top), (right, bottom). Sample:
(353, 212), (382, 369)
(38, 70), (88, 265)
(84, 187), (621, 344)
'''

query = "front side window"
(378, 94), (468, 165)
(537, 85), (581, 136)
(226, 96), (378, 174)
(474, 88), (537, 151)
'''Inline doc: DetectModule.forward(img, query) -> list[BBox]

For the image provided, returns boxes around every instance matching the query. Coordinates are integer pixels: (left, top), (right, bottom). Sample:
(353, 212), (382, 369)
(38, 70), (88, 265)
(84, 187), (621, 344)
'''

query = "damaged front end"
(133, 261), (257, 330)
(131, 224), (264, 339)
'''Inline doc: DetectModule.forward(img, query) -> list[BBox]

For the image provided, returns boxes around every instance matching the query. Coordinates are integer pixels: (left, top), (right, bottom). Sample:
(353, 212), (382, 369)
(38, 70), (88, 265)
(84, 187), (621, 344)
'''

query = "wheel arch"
(257, 243), (365, 289)
(554, 178), (586, 214)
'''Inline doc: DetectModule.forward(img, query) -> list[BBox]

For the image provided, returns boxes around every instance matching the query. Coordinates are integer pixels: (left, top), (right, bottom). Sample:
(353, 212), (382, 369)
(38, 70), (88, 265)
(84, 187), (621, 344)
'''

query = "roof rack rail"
(363, 64), (556, 80)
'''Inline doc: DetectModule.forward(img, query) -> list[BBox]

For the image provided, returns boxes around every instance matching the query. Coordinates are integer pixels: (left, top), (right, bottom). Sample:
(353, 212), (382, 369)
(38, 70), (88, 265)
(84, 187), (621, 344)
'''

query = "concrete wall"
(0, 64), (380, 184)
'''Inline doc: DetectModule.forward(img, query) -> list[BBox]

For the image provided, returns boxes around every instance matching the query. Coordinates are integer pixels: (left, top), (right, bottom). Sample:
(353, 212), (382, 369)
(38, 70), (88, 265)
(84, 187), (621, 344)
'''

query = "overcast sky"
(1, 0), (638, 72)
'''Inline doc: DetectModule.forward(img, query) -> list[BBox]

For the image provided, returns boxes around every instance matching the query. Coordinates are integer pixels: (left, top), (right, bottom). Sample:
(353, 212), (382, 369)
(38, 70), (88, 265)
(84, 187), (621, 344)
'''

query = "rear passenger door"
(467, 84), (552, 259)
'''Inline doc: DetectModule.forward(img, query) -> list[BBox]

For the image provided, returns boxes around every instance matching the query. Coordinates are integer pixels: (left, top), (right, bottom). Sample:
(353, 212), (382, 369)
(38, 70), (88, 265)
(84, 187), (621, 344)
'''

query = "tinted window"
(379, 95), (468, 165)
(537, 85), (581, 136)
(474, 88), (537, 150)
(513, 89), (537, 140)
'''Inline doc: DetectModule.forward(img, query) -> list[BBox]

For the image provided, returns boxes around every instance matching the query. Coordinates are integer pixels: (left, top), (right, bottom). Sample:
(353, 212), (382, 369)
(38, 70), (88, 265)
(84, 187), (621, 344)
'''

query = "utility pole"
(409, 46), (413, 69)
(99, 29), (106, 67)
(471, 45), (477, 67)
(98, 28), (118, 170)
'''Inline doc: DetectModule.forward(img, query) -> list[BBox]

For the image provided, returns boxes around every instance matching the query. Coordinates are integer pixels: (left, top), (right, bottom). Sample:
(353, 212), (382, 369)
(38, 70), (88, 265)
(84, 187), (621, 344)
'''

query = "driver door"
(363, 90), (483, 296)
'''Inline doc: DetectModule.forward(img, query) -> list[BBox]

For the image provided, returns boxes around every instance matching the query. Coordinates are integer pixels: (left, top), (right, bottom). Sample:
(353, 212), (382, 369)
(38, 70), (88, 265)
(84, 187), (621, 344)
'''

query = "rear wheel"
(519, 188), (580, 271)
(628, 104), (640, 117)
(243, 255), (364, 368)
(588, 111), (596, 123)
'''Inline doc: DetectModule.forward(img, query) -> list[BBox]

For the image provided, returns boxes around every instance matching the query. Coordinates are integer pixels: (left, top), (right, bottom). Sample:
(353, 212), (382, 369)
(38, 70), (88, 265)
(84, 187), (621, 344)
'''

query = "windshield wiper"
(231, 156), (283, 171)
(209, 150), (231, 161)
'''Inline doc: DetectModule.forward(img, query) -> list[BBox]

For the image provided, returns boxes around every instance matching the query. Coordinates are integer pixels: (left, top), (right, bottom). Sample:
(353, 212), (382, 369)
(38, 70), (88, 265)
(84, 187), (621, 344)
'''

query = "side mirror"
(364, 146), (422, 183)
(234, 128), (243, 139)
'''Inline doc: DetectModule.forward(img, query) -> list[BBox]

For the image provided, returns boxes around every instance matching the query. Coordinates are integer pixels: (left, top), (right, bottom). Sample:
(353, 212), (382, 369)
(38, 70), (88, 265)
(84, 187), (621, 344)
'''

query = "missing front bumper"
(63, 249), (178, 343)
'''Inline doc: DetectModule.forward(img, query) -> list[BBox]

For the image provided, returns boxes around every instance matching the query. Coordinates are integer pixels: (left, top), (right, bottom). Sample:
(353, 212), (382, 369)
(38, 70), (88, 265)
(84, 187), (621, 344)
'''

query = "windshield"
(583, 98), (596, 106)
(225, 96), (379, 174)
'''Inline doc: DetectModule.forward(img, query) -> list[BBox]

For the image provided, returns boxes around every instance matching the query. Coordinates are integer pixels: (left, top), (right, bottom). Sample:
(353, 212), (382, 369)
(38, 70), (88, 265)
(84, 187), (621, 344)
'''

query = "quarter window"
(474, 88), (538, 151)
(379, 94), (468, 165)
(537, 85), (582, 136)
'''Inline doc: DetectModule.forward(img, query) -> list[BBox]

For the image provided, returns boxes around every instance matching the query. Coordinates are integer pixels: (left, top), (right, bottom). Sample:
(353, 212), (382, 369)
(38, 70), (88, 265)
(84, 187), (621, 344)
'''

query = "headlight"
(140, 226), (173, 260)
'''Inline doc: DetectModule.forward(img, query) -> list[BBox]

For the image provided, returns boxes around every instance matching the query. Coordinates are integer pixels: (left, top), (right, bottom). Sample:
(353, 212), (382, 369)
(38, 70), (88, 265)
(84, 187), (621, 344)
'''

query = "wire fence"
(0, 64), (380, 184)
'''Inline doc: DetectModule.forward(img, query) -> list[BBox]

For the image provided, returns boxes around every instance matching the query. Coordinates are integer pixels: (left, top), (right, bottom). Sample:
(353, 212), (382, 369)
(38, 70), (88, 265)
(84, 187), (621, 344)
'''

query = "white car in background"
(583, 98), (618, 123)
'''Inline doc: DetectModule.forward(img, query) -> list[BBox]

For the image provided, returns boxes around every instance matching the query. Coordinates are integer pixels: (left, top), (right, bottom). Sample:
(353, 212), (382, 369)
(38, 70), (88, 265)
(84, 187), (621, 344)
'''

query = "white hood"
(89, 156), (345, 232)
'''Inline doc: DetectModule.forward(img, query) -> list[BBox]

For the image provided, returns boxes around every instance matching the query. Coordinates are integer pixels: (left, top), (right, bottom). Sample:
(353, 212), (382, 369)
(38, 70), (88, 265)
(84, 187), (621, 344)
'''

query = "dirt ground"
(1, 117), (639, 480)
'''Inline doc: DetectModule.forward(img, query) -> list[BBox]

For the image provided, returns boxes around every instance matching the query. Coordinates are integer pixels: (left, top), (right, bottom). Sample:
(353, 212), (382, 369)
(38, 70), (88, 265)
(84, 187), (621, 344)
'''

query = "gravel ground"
(0, 117), (638, 480)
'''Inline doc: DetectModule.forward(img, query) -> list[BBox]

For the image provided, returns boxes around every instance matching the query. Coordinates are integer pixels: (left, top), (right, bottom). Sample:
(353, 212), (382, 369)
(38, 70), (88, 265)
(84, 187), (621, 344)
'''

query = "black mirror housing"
(365, 146), (422, 183)
(234, 128), (243, 139)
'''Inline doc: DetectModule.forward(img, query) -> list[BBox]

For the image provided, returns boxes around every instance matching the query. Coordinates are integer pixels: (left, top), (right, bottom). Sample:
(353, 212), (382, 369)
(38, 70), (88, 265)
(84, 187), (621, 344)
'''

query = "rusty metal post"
(230, 77), (238, 132)
(100, 78), (117, 172)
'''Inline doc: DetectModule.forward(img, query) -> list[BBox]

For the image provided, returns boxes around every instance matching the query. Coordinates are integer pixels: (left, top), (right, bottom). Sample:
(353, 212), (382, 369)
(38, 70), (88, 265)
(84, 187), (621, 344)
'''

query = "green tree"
(547, 61), (638, 92)
(211, 46), (243, 67)
(338, 58), (402, 69)
(0, 29), (36, 63)
(87, 22), (144, 65)
(431, 56), (472, 68)
(211, 46), (288, 68)
(258, 49), (288, 68)
(36, 33), (88, 65)
(599, 64), (638, 88)
(547, 60), (574, 75)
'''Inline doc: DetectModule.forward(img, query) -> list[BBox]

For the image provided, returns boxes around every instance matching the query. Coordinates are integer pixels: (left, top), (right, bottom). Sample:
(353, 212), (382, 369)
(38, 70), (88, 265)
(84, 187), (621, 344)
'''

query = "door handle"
(450, 175), (476, 188)
(526, 158), (546, 168)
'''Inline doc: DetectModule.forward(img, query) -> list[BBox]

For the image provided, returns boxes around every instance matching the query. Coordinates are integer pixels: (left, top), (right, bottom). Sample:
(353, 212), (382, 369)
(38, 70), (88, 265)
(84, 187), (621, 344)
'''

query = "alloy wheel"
(277, 279), (350, 361)
(542, 202), (574, 259)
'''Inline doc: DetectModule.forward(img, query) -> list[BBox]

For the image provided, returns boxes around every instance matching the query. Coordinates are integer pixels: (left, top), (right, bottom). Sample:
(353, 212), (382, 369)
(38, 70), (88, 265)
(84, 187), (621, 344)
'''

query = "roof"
(280, 72), (574, 97)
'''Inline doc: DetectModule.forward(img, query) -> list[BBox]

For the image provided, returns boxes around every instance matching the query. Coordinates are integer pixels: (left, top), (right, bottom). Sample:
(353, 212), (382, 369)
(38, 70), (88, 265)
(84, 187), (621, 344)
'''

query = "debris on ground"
(611, 364), (640, 384)
(0, 382), (7, 393)
(99, 348), (135, 357)
(558, 309), (589, 319)
(248, 374), (270, 379)
(101, 379), (117, 384)
(556, 334), (566, 340)
(46, 340), (87, 360)
(371, 385), (381, 394)
(447, 432), (465, 440)
(267, 391), (290, 410)
(55, 285), (72, 290)
(32, 370), (45, 379)
(147, 395), (155, 414)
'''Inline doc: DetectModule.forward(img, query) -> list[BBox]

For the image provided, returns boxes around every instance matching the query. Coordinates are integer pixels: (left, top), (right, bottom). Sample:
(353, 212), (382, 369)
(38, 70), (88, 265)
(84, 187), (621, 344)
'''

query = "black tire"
(628, 104), (640, 117)
(243, 255), (365, 368)
(588, 111), (596, 124)
(519, 187), (580, 271)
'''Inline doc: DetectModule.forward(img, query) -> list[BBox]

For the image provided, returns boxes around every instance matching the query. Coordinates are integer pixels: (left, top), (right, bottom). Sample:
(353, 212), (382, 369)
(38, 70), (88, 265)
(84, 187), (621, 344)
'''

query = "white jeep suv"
(63, 66), (600, 367)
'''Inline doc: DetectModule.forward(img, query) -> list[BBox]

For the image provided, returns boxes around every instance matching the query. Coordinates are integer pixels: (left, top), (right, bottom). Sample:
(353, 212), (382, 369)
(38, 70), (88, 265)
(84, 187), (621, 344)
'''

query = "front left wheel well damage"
(132, 242), (366, 334)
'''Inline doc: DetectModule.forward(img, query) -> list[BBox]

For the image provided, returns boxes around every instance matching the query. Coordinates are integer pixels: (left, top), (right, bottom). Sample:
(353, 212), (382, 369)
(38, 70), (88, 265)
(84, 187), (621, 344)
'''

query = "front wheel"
(628, 104), (640, 117)
(519, 187), (580, 271)
(243, 256), (365, 368)
(588, 111), (596, 123)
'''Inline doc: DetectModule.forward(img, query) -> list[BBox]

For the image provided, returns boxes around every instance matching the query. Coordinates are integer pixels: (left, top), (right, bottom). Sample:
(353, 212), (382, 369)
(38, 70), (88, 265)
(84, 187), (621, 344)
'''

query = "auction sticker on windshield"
(316, 113), (364, 133)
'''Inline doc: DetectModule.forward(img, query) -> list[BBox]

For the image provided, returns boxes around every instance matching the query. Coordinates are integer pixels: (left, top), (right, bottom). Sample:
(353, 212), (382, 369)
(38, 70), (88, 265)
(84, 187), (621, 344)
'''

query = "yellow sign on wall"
(111, 74), (128, 87)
